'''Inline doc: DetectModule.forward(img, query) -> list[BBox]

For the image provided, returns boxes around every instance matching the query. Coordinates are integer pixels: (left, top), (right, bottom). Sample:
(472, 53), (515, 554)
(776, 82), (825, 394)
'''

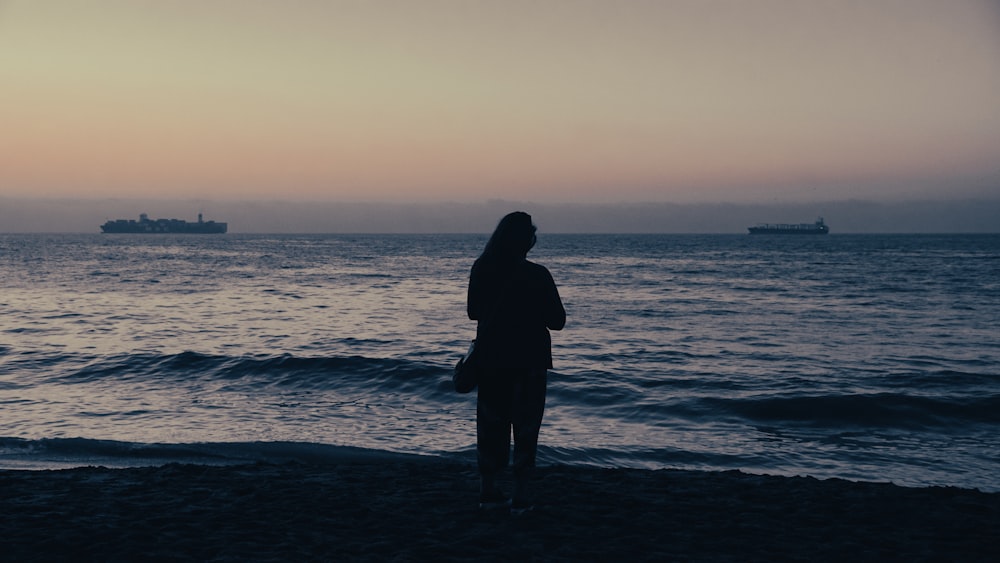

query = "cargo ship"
(748, 217), (829, 235)
(100, 213), (227, 234)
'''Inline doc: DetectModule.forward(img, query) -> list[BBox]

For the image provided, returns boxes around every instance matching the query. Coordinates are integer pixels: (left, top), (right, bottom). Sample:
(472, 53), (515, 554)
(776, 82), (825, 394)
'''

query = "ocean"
(1, 233), (998, 491)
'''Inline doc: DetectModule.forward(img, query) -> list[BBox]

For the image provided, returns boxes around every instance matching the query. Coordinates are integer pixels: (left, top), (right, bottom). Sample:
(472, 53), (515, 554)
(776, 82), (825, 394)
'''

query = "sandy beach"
(1, 457), (997, 562)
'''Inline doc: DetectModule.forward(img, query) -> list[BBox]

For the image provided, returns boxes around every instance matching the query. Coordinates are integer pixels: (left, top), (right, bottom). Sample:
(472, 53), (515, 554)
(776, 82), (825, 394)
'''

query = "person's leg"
(477, 370), (514, 504)
(511, 369), (547, 509)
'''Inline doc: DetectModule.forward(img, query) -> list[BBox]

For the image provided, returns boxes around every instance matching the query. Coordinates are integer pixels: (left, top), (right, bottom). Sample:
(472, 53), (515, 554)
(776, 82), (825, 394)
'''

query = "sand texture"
(2, 460), (997, 561)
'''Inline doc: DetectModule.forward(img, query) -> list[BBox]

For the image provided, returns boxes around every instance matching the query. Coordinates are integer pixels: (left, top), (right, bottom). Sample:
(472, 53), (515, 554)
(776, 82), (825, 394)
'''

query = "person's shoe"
(479, 489), (511, 510)
(510, 500), (534, 516)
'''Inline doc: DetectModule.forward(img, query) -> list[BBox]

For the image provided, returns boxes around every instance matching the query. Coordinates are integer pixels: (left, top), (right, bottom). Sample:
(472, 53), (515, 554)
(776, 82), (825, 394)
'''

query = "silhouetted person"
(467, 211), (566, 514)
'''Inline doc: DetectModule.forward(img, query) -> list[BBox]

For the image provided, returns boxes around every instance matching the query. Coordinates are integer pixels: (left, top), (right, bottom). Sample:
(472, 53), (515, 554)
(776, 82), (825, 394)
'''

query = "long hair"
(480, 211), (537, 264)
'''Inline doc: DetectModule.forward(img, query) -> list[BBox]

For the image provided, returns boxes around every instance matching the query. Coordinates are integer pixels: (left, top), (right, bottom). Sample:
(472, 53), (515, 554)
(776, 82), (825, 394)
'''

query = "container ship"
(748, 217), (829, 235)
(100, 213), (228, 234)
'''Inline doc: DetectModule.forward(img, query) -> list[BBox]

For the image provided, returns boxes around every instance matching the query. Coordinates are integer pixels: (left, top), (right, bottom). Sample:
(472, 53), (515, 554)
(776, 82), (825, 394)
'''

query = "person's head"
(481, 211), (537, 262)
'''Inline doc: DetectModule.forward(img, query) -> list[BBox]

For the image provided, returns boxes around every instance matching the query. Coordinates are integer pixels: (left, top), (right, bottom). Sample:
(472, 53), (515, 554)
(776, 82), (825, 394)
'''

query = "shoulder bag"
(453, 274), (512, 393)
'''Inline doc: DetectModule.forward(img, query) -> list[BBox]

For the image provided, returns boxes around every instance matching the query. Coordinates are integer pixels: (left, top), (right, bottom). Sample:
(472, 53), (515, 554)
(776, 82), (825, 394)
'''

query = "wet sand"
(2, 459), (997, 561)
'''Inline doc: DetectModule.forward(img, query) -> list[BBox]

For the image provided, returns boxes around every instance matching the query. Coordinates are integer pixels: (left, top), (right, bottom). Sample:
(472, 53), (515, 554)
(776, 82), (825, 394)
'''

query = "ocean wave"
(0, 437), (435, 470)
(50, 351), (448, 393)
(537, 444), (756, 470)
(0, 437), (814, 477)
(701, 393), (1000, 429)
(880, 369), (999, 391)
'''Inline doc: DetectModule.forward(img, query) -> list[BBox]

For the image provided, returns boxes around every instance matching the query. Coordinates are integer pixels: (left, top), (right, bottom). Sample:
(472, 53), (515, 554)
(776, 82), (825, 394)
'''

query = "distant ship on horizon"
(748, 217), (829, 235)
(100, 213), (228, 234)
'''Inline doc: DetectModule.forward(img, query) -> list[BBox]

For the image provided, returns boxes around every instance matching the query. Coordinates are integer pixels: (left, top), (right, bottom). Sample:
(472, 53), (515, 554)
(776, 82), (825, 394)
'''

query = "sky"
(1, 0), (999, 206)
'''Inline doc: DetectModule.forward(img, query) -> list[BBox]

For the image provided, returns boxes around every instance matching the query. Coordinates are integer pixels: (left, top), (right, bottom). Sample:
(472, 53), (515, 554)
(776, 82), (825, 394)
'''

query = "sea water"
(1, 233), (998, 491)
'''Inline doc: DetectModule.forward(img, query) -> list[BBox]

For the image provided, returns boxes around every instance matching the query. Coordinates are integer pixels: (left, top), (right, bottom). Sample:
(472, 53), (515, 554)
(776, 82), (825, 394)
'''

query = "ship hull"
(100, 224), (227, 234)
(747, 227), (828, 235)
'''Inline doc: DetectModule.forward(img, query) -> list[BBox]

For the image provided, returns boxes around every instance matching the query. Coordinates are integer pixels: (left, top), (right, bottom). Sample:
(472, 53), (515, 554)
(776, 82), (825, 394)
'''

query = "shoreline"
(2, 460), (997, 561)
(6, 437), (995, 494)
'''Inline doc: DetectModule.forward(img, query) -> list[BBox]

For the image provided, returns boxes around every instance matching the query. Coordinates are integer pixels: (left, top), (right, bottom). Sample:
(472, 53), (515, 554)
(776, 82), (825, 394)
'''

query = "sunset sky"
(1, 0), (998, 205)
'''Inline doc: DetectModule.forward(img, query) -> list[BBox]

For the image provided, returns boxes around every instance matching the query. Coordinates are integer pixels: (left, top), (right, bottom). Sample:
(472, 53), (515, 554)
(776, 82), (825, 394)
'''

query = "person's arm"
(541, 268), (566, 331)
(467, 265), (484, 321)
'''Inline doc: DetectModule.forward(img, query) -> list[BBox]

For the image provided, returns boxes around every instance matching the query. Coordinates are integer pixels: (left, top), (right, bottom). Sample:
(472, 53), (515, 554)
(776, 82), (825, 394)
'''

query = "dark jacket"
(468, 257), (566, 369)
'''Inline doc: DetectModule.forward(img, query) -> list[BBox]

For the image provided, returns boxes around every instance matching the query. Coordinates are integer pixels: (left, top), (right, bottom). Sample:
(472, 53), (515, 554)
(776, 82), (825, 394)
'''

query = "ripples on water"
(1, 233), (998, 491)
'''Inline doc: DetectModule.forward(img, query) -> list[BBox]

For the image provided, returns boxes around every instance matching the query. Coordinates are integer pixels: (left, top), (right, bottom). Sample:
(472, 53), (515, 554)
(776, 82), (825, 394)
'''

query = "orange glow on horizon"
(1, 0), (998, 204)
